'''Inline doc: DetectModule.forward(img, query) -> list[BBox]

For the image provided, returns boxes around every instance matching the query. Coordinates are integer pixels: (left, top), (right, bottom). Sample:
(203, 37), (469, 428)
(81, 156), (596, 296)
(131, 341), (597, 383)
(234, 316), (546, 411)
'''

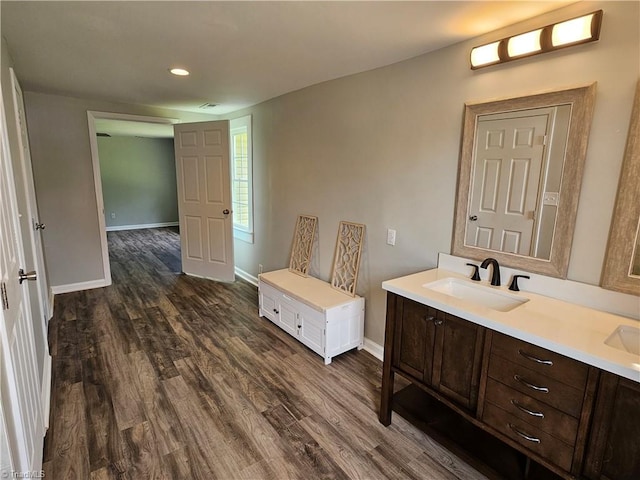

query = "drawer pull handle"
(514, 374), (549, 393)
(508, 423), (541, 444)
(511, 399), (545, 418)
(518, 349), (553, 366)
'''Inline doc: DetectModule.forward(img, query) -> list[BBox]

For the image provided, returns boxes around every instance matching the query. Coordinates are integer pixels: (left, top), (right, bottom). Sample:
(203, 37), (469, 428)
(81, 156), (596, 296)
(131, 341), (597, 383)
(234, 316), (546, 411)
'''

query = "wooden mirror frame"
(601, 80), (640, 295)
(452, 84), (597, 278)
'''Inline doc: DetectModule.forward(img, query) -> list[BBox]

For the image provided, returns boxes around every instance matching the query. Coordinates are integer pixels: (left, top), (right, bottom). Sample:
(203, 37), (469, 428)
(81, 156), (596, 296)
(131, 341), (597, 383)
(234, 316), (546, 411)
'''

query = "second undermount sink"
(604, 325), (640, 356)
(423, 277), (529, 312)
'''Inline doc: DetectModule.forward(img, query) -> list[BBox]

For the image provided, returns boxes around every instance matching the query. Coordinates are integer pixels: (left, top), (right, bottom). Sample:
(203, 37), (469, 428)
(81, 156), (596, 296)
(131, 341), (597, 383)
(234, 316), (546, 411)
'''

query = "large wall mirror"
(601, 80), (640, 295)
(452, 84), (596, 278)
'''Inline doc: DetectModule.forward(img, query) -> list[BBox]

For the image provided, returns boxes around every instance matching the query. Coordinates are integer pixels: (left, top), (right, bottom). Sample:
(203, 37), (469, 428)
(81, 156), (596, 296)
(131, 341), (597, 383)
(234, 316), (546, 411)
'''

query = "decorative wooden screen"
(289, 215), (318, 277)
(330, 221), (365, 296)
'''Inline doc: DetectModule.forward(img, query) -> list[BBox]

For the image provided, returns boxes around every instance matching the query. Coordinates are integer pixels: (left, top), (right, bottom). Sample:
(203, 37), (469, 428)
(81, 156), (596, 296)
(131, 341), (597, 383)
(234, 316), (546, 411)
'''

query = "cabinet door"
(259, 283), (278, 323)
(433, 313), (485, 410)
(278, 300), (298, 337)
(298, 311), (325, 357)
(584, 372), (640, 479)
(393, 298), (437, 384)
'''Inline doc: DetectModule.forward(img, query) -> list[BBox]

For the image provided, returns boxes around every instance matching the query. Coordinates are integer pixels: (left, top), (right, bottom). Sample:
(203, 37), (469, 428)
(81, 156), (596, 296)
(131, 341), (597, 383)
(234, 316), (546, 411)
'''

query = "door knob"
(223, 209), (230, 215)
(468, 215), (478, 221)
(35, 222), (46, 230)
(18, 269), (37, 284)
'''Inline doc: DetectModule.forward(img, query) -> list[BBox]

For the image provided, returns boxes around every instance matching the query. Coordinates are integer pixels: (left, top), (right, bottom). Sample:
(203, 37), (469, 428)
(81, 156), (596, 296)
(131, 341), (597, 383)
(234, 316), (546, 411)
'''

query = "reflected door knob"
(18, 269), (37, 284)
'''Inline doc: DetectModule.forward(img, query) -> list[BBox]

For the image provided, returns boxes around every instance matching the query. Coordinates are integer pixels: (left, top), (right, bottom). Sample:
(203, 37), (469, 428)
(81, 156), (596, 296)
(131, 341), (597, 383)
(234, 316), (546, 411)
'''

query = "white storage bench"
(258, 269), (365, 364)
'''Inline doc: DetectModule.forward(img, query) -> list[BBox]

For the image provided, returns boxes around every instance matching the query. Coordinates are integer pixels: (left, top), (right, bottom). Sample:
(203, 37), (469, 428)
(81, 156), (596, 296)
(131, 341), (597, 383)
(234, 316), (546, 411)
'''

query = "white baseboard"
(105, 221), (179, 232)
(51, 278), (111, 295)
(363, 337), (384, 362)
(235, 267), (258, 286)
(41, 354), (52, 431)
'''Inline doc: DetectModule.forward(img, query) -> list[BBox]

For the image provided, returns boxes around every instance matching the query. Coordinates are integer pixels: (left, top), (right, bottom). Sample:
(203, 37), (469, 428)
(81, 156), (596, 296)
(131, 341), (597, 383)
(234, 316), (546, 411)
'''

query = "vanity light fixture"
(470, 10), (603, 69)
(169, 67), (190, 76)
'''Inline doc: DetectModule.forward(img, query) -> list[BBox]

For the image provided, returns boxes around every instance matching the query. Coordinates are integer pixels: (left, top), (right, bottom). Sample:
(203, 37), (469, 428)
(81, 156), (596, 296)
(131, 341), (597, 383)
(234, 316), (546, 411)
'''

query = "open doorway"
(87, 111), (181, 282)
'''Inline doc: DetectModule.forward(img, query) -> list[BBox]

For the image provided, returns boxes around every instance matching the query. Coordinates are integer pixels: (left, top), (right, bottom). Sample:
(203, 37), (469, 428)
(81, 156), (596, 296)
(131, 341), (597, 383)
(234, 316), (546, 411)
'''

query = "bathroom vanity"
(380, 267), (640, 480)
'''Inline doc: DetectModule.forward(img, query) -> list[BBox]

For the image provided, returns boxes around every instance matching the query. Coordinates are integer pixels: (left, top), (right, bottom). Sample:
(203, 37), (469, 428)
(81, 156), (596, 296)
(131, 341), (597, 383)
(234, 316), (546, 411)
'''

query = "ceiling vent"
(199, 103), (218, 109)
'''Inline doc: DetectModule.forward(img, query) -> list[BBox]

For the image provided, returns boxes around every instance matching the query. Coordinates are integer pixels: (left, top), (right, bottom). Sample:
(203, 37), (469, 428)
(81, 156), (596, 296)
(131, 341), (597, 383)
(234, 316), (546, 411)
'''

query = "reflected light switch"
(543, 192), (559, 206)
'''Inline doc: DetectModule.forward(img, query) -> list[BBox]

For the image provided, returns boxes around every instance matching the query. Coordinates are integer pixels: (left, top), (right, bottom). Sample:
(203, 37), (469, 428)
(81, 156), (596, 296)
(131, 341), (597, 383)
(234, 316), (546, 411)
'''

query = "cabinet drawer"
(483, 402), (574, 472)
(484, 378), (579, 446)
(488, 354), (585, 418)
(491, 332), (588, 390)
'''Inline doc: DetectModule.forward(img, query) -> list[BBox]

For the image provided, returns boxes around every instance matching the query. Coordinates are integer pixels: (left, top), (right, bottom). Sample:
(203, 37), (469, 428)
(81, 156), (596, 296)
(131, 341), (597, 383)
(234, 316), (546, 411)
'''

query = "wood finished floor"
(43, 227), (487, 480)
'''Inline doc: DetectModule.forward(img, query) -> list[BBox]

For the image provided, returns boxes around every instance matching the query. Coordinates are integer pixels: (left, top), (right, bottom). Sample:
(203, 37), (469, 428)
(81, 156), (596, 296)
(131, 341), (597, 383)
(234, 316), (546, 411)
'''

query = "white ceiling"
(2, 1), (573, 116)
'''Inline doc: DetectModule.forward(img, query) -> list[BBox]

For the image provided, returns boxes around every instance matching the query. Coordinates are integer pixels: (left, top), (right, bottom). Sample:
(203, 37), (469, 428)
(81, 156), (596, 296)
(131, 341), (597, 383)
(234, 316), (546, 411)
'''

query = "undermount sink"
(423, 277), (529, 312)
(604, 325), (640, 356)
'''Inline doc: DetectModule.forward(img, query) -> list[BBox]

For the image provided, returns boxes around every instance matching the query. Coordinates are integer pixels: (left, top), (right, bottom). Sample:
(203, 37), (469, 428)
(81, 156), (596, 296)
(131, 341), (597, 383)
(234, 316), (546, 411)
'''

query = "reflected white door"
(466, 112), (549, 255)
(0, 88), (44, 475)
(174, 121), (235, 281)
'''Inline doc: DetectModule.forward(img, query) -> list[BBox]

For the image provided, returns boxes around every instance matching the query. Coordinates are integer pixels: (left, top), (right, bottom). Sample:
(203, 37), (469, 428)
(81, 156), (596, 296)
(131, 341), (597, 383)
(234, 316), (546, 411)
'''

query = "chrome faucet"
(480, 258), (501, 286)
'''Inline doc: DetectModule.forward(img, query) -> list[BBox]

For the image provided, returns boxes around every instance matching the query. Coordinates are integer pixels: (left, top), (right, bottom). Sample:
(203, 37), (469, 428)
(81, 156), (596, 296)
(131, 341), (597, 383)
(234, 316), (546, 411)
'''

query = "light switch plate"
(387, 228), (396, 246)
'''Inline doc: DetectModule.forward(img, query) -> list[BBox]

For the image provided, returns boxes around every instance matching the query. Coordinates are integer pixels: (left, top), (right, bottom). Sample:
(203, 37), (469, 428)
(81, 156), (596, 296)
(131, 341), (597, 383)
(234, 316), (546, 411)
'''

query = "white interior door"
(466, 111), (549, 255)
(0, 89), (44, 475)
(174, 121), (235, 281)
(9, 69), (50, 324)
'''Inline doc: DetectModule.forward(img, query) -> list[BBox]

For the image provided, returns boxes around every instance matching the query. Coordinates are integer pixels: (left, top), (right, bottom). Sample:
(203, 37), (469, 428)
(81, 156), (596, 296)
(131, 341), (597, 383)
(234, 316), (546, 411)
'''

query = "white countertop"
(382, 268), (640, 383)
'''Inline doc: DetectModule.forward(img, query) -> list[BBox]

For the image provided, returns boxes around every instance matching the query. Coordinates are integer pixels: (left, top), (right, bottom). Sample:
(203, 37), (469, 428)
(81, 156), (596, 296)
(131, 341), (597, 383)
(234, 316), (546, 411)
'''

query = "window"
(230, 115), (253, 243)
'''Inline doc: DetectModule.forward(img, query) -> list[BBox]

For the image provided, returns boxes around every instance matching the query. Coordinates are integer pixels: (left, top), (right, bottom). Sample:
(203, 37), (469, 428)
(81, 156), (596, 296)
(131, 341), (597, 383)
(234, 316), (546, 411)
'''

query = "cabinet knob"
(273, 308), (279, 314)
(425, 315), (435, 322)
(434, 318), (444, 326)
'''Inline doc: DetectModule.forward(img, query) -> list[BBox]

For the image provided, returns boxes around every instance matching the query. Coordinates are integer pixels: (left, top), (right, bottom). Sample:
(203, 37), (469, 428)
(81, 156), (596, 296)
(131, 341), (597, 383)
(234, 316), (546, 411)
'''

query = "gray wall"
(18, 1), (640, 346)
(23, 93), (219, 287)
(98, 136), (178, 229)
(227, 1), (639, 345)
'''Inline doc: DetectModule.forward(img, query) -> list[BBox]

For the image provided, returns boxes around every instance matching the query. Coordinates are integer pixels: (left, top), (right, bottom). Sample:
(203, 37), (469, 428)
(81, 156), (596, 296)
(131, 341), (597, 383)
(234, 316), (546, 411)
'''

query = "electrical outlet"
(110, 212), (116, 219)
(258, 264), (263, 274)
(386, 228), (396, 246)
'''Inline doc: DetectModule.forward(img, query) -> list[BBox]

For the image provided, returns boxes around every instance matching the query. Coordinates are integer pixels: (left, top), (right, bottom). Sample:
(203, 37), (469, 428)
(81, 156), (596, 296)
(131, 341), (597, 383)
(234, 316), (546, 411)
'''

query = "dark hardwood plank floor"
(43, 227), (487, 480)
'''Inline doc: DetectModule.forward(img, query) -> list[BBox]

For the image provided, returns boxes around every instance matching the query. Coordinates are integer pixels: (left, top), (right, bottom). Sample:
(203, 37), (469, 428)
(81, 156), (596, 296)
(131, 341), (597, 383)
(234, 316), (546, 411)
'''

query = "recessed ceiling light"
(169, 68), (190, 76)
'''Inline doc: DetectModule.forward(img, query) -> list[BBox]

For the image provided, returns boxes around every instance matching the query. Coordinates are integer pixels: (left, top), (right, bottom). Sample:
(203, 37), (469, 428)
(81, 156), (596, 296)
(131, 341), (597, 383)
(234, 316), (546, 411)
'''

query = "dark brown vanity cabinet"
(381, 293), (485, 424)
(583, 372), (640, 479)
(380, 291), (640, 480)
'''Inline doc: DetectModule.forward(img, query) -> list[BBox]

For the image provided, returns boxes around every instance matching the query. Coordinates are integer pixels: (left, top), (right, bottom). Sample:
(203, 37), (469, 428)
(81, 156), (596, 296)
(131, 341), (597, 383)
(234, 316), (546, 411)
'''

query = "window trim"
(229, 115), (254, 243)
